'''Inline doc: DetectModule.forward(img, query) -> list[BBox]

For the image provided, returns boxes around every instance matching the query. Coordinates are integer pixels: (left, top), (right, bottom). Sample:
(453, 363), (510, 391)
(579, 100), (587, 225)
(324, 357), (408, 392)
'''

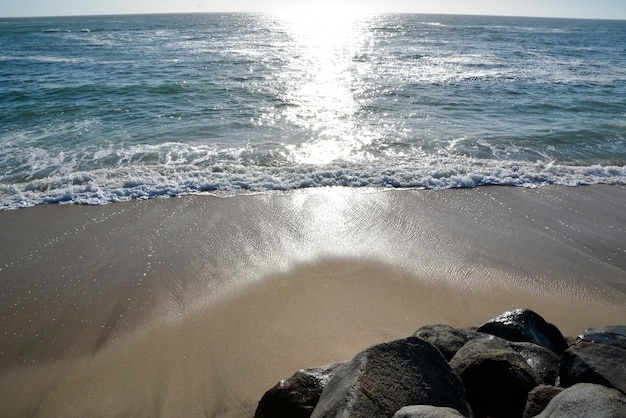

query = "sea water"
(1, 13), (625, 209)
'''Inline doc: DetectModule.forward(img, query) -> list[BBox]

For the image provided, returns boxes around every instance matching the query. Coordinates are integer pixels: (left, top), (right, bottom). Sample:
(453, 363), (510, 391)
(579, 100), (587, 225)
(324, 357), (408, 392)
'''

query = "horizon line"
(1, 10), (625, 21)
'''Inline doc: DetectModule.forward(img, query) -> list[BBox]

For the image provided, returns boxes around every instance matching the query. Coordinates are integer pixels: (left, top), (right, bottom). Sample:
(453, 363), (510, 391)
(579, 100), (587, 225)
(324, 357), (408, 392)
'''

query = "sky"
(1, 0), (625, 20)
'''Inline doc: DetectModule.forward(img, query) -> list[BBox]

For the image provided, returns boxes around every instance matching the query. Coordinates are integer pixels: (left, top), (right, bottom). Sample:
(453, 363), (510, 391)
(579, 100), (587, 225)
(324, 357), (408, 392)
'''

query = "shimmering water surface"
(1, 13), (625, 208)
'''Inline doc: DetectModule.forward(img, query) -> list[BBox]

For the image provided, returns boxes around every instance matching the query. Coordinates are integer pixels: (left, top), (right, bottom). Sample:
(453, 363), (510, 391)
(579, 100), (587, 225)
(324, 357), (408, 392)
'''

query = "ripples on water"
(1, 13), (625, 207)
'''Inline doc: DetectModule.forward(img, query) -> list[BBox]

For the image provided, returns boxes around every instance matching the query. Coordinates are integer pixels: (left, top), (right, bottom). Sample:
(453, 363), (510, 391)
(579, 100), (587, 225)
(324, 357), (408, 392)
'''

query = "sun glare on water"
(267, 6), (380, 165)
(276, 4), (366, 40)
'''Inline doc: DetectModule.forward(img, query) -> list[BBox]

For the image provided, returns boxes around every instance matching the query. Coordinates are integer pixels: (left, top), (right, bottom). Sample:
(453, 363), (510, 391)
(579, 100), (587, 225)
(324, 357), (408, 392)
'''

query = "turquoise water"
(1, 13), (625, 208)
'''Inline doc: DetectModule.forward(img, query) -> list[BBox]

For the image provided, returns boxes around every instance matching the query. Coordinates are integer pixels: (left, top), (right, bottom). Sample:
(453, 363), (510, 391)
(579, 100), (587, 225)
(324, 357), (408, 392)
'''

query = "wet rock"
(559, 341), (626, 394)
(311, 337), (471, 418)
(415, 324), (559, 385)
(534, 383), (626, 417)
(450, 338), (540, 418)
(522, 385), (563, 418)
(576, 325), (626, 349)
(507, 341), (560, 385)
(476, 308), (568, 354)
(255, 362), (344, 418)
(393, 405), (466, 417)
(413, 324), (490, 361)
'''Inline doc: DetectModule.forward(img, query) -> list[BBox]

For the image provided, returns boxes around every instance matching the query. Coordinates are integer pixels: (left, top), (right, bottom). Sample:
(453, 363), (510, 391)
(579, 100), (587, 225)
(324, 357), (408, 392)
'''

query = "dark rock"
(393, 405), (466, 417)
(255, 362), (344, 418)
(450, 338), (541, 418)
(576, 325), (626, 349)
(414, 324), (559, 385)
(476, 308), (568, 354)
(415, 323), (559, 385)
(533, 383), (626, 417)
(507, 341), (560, 385)
(413, 324), (490, 361)
(522, 385), (563, 418)
(560, 341), (626, 394)
(311, 337), (471, 418)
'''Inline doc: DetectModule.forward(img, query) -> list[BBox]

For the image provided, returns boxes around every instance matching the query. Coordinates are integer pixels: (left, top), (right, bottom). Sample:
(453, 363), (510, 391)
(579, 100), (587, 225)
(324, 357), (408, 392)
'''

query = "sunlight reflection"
(276, 5), (365, 47)
(268, 8), (380, 165)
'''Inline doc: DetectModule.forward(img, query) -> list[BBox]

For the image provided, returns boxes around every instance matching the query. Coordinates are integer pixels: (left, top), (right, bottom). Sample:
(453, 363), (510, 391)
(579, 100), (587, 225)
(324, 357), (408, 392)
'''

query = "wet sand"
(1, 185), (625, 417)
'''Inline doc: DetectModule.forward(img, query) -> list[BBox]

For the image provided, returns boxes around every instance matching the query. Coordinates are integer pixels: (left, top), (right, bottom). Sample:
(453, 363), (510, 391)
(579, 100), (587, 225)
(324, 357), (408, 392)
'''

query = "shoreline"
(1, 185), (625, 416)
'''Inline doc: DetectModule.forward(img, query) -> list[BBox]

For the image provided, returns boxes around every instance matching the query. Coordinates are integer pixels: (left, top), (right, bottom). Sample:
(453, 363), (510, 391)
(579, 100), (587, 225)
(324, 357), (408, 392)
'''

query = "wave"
(1, 158), (624, 209)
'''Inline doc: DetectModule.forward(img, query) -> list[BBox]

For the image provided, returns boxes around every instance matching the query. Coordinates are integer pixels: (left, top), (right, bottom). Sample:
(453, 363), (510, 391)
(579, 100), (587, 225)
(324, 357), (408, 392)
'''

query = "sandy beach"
(1, 185), (625, 417)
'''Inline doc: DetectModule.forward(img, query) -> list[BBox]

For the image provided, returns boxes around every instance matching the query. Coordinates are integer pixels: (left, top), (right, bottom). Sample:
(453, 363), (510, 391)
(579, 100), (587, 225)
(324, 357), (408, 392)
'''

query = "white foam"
(1, 155), (625, 210)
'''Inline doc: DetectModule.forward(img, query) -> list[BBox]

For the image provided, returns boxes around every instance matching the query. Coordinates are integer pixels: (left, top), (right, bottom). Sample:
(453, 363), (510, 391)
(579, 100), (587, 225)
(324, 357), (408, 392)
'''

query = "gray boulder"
(311, 337), (471, 418)
(450, 338), (541, 418)
(534, 383), (626, 417)
(393, 405), (466, 417)
(476, 308), (568, 354)
(522, 385), (563, 418)
(414, 327), (559, 385)
(413, 324), (490, 361)
(560, 341), (626, 394)
(255, 362), (344, 418)
(576, 325), (626, 349)
(507, 341), (560, 385)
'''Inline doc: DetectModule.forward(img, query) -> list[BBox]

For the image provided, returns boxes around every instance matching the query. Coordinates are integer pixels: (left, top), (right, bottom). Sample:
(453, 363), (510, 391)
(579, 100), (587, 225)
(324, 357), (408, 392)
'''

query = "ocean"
(1, 13), (625, 209)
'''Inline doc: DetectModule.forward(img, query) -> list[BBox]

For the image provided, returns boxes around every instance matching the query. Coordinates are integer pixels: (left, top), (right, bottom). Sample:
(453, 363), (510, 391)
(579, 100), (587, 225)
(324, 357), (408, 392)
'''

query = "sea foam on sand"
(0, 185), (625, 417)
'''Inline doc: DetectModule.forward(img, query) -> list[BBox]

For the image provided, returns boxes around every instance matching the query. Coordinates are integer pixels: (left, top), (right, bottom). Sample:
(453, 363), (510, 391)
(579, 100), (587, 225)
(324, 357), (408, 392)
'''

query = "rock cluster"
(255, 308), (626, 418)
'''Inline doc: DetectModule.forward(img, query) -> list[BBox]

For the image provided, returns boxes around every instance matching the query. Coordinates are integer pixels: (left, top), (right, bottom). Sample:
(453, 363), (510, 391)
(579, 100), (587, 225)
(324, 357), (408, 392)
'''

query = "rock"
(559, 341), (626, 394)
(476, 308), (568, 354)
(311, 337), (471, 418)
(450, 338), (541, 418)
(413, 324), (490, 361)
(414, 325), (559, 385)
(507, 341), (560, 385)
(255, 362), (344, 418)
(522, 385), (563, 418)
(576, 325), (626, 349)
(533, 383), (626, 417)
(393, 405), (466, 417)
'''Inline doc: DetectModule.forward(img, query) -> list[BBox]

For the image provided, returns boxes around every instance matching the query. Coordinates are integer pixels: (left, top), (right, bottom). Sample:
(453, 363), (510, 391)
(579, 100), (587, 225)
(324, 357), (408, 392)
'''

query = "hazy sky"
(1, 0), (625, 19)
